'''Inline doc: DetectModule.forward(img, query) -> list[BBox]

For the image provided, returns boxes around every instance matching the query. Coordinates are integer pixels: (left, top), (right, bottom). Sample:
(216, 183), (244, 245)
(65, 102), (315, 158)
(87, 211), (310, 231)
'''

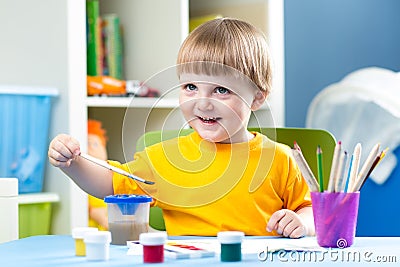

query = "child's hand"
(48, 134), (81, 168)
(266, 209), (307, 238)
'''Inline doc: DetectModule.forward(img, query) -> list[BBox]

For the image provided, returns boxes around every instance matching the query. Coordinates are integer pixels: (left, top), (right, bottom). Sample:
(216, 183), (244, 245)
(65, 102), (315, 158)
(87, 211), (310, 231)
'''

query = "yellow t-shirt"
(110, 131), (311, 236)
(88, 195), (108, 231)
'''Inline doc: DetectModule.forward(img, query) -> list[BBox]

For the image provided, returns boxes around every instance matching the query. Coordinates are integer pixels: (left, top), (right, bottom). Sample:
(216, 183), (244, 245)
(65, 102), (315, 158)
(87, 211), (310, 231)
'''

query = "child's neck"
(219, 130), (255, 144)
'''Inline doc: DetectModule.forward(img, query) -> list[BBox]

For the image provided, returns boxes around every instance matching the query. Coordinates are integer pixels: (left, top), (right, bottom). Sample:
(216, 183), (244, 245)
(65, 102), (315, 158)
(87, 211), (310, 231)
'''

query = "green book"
(102, 14), (123, 80)
(86, 0), (102, 76)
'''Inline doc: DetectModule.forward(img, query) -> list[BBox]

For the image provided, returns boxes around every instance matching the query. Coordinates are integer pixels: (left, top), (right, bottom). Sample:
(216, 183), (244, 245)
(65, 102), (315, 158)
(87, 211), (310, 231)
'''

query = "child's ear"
(251, 91), (267, 111)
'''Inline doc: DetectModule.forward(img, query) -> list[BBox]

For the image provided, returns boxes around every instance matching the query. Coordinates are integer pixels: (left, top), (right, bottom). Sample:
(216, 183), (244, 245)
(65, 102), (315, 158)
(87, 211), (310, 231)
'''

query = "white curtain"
(307, 67), (400, 185)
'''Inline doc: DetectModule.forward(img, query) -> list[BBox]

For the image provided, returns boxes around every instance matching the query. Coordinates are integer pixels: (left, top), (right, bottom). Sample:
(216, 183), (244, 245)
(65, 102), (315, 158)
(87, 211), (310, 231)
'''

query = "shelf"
(86, 96), (179, 108)
(18, 192), (60, 205)
(87, 96), (271, 110)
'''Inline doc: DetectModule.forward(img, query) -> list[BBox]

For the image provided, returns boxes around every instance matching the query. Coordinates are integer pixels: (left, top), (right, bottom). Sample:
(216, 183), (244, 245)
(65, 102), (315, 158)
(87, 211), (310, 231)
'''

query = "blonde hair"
(177, 18), (272, 95)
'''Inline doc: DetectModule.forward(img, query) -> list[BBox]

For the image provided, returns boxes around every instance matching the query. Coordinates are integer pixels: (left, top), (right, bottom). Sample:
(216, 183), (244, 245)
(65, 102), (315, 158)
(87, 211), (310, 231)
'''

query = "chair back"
(136, 127), (336, 231)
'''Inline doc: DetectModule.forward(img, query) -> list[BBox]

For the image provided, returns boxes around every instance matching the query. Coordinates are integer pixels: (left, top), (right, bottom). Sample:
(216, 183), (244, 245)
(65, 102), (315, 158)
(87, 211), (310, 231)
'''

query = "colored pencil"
(327, 141), (341, 192)
(350, 143), (380, 192)
(344, 154), (353, 193)
(377, 148), (388, 165)
(293, 141), (302, 152)
(334, 150), (348, 192)
(292, 148), (320, 192)
(348, 143), (362, 192)
(356, 148), (388, 191)
(316, 145), (324, 192)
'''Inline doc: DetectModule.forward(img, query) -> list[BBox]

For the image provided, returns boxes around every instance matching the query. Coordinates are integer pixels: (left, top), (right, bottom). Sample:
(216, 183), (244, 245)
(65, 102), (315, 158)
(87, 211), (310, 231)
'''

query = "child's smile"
(198, 116), (220, 125)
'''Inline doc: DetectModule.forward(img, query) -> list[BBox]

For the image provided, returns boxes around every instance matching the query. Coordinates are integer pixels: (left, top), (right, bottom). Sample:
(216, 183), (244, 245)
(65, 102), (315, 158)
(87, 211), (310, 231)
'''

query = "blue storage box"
(0, 86), (58, 193)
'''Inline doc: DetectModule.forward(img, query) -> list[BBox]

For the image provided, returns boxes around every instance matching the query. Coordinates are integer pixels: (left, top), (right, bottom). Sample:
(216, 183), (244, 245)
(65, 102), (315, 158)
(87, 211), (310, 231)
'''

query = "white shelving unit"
(17, 192), (60, 205)
(86, 96), (179, 109)
(86, 96), (272, 110)
(1, 0), (284, 235)
(1, 0), (88, 235)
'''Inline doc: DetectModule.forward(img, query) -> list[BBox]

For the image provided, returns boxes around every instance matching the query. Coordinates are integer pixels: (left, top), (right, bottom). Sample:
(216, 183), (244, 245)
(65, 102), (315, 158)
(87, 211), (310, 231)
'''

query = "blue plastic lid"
(104, 194), (152, 204)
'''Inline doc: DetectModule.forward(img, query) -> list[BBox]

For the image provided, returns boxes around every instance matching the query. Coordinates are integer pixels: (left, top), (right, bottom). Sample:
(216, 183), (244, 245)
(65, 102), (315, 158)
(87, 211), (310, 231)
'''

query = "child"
(48, 18), (314, 238)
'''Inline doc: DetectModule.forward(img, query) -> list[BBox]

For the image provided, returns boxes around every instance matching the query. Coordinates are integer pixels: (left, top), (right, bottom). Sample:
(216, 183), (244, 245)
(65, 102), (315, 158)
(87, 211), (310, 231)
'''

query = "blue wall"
(284, 0), (400, 127)
(356, 147), (400, 236)
(285, 0), (400, 236)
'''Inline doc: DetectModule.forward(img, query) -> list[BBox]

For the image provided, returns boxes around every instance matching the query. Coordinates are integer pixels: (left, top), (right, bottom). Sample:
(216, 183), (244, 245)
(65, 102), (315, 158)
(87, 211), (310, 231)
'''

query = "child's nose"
(196, 97), (214, 111)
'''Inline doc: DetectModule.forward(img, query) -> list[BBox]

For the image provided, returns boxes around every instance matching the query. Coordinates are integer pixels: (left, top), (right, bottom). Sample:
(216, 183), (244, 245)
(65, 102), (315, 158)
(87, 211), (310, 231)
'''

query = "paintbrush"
(79, 152), (155, 185)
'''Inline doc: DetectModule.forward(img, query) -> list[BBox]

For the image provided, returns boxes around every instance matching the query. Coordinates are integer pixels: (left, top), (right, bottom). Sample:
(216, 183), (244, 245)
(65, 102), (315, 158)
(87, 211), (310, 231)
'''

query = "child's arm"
(89, 206), (109, 229)
(266, 207), (315, 238)
(48, 134), (114, 199)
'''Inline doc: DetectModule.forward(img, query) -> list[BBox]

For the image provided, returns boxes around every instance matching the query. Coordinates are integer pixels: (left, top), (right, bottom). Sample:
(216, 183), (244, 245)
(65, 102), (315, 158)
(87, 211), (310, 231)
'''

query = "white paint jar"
(84, 231), (112, 261)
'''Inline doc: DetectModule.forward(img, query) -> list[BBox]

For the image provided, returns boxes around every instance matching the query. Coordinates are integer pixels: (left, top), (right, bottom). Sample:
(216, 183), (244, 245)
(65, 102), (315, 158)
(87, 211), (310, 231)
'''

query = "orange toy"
(87, 76), (160, 97)
(87, 76), (126, 96)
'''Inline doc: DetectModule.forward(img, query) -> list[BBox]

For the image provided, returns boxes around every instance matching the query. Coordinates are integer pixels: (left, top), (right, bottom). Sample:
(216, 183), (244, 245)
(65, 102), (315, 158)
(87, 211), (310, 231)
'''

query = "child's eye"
(184, 83), (197, 91)
(215, 87), (230, 95)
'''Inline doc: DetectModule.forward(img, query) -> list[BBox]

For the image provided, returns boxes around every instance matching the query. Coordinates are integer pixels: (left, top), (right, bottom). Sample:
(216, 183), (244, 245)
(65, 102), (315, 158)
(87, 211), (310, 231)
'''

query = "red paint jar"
(139, 232), (167, 263)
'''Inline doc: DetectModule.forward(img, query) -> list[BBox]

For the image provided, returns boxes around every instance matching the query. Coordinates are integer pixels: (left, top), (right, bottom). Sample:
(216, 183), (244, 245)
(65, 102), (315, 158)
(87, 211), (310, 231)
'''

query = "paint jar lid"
(84, 231), (112, 244)
(72, 227), (98, 239)
(104, 194), (152, 215)
(104, 194), (152, 203)
(217, 231), (244, 244)
(139, 232), (167, 246)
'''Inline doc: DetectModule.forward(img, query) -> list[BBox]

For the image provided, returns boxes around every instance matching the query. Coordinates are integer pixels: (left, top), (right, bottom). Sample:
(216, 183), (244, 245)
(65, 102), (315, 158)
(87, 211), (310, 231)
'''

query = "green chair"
(136, 127), (336, 231)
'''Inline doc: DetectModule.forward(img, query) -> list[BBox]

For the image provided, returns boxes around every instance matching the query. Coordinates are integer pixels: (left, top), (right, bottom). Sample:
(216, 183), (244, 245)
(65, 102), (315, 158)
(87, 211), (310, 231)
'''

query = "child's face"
(179, 73), (265, 143)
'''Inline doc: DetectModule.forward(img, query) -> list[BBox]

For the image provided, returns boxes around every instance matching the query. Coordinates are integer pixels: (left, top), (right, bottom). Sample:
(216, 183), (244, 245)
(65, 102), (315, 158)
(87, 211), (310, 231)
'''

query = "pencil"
(356, 148), (388, 191)
(79, 152), (155, 185)
(292, 149), (320, 192)
(293, 140), (302, 152)
(350, 143), (380, 192)
(377, 147), (388, 164)
(327, 141), (341, 192)
(348, 143), (362, 192)
(344, 154), (353, 193)
(316, 145), (324, 192)
(334, 150), (347, 192)
(354, 154), (380, 192)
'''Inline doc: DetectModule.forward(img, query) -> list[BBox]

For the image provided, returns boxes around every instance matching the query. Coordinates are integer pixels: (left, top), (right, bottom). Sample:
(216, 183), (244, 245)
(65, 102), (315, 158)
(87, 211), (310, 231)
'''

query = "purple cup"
(311, 192), (360, 248)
